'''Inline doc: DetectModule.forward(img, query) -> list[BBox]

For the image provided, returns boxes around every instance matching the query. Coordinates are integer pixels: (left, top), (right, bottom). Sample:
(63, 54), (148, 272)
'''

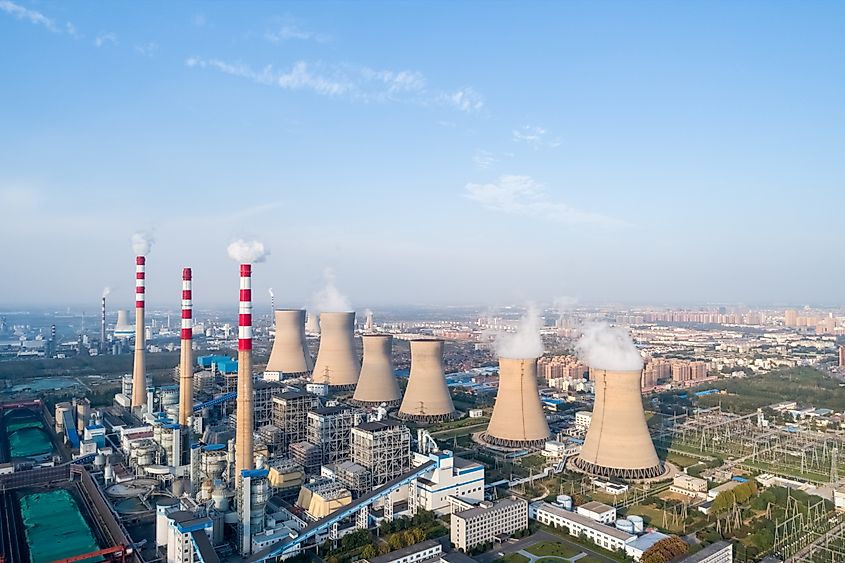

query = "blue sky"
(1, 1), (843, 309)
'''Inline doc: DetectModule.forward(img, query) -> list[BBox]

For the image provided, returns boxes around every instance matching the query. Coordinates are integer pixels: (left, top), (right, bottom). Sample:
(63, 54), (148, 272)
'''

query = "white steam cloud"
(495, 305), (544, 359)
(102, 287), (111, 299)
(131, 232), (154, 255)
(227, 239), (269, 263)
(268, 288), (275, 298)
(312, 268), (351, 312)
(575, 322), (643, 371)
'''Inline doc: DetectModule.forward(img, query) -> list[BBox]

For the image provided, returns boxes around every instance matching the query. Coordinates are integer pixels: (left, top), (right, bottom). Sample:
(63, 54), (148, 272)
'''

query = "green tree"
(361, 544), (378, 560)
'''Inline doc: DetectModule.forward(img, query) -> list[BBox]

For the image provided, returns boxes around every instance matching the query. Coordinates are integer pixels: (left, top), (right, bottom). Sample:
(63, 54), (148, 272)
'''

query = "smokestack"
(483, 358), (549, 448)
(573, 369), (664, 480)
(178, 268), (193, 426)
(312, 312), (359, 388)
(235, 264), (254, 476)
(266, 309), (313, 377)
(398, 339), (457, 422)
(131, 256), (147, 411)
(100, 295), (106, 353)
(352, 335), (401, 406)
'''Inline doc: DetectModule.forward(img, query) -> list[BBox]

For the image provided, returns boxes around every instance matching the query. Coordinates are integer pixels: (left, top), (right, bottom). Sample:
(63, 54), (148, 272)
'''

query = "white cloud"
(265, 23), (331, 44)
(440, 87), (484, 113)
(473, 150), (497, 170)
(135, 42), (159, 57)
(186, 56), (481, 112)
(512, 125), (561, 149)
(0, 0), (59, 32)
(464, 175), (623, 226)
(94, 32), (117, 47)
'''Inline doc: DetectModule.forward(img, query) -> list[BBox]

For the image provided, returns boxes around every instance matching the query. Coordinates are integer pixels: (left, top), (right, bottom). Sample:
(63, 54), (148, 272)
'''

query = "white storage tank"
(555, 494), (573, 510)
(628, 515), (644, 533)
(615, 518), (635, 533)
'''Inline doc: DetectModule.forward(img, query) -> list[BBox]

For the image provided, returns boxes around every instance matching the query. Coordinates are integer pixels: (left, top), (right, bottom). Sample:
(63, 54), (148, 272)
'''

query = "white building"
(576, 501), (616, 524)
(163, 510), (214, 563)
(676, 540), (732, 562)
(671, 474), (708, 499)
(575, 411), (592, 430)
(834, 486), (845, 512)
(451, 498), (528, 552)
(532, 502), (635, 553)
(411, 450), (484, 515)
(624, 531), (669, 561)
(364, 539), (442, 563)
(542, 440), (580, 460)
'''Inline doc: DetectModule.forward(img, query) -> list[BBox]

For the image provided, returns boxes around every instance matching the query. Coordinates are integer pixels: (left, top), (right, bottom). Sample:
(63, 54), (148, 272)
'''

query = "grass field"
(526, 542), (581, 558)
(499, 554), (529, 563)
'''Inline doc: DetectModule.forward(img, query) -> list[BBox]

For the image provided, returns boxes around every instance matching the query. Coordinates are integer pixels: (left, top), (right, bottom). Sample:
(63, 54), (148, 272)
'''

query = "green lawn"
(526, 541), (581, 558)
(499, 554), (529, 563)
(577, 557), (606, 563)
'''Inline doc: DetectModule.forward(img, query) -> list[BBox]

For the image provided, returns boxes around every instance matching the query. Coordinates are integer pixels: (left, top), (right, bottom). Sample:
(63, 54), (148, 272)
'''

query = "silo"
(398, 339), (457, 422)
(352, 335), (401, 406)
(312, 312), (359, 389)
(483, 358), (549, 448)
(266, 309), (313, 377)
(573, 369), (663, 480)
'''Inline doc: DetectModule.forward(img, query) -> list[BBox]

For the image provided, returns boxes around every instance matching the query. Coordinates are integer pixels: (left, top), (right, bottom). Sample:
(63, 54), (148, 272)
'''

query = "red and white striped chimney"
(235, 264), (254, 475)
(178, 267), (193, 426)
(131, 256), (147, 410)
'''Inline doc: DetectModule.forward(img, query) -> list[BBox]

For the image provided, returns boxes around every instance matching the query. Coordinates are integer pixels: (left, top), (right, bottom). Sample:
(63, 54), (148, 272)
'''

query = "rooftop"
(537, 503), (634, 542)
(672, 540), (731, 562)
(365, 539), (440, 563)
(578, 501), (615, 514)
(454, 498), (525, 520)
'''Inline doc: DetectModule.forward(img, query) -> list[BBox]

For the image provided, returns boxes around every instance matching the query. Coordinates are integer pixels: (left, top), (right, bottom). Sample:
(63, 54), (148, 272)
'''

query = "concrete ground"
(474, 530), (616, 563)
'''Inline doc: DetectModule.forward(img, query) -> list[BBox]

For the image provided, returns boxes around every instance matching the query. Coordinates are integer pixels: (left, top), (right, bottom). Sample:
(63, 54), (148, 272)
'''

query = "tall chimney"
(100, 295), (106, 353)
(312, 312), (359, 388)
(398, 339), (457, 422)
(131, 256), (147, 410)
(178, 268), (193, 426)
(352, 335), (401, 406)
(483, 358), (549, 448)
(235, 264), (254, 476)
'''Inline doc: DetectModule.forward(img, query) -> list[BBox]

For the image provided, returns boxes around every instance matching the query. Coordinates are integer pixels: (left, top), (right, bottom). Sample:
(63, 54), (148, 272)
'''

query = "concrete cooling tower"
(305, 312), (320, 335)
(483, 358), (550, 448)
(266, 309), (313, 377)
(573, 369), (664, 480)
(352, 335), (401, 406)
(312, 312), (359, 389)
(398, 339), (457, 422)
(114, 309), (133, 338)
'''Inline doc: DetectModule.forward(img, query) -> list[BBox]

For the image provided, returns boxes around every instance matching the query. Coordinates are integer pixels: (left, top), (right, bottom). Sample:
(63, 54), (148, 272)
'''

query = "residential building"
(451, 498), (528, 552)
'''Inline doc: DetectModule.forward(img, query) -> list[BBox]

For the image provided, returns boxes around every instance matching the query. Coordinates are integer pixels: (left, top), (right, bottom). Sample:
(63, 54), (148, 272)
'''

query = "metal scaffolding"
(271, 391), (320, 452)
(307, 406), (355, 465)
(351, 419), (411, 487)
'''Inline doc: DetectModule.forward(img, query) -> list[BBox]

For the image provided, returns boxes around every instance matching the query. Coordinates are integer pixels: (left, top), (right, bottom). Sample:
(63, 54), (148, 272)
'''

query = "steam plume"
(131, 232), (154, 256)
(495, 305), (544, 359)
(102, 287), (111, 298)
(576, 322), (643, 371)
(268, 288), (275, 298)
(227, 239), (268, 263)
(312, 268), (351, 312)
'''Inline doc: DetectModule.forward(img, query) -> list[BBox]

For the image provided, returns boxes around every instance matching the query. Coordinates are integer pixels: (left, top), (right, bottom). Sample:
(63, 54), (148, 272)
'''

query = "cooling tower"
(483, 358), (550, 448)
(573, 369), (664, 480)
(131, 256), (147, 411)
(305, 312), (320, 335)
(352, 335), (401, 406)
(266, 309), (313, 376)
(312, 312), (359, 388)
(115, 309), (131, 330)
(178, 268), (193, 427)
(235, 264), (255, 476)
(398, 339), (457, 422)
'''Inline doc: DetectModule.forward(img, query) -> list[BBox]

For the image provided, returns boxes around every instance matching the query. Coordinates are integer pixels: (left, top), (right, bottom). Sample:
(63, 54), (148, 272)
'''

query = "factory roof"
(311, 405), (351, 416)
(274, 391), (315, 401)
(357, 419), (403, 432)
(440, 552), (477, 563)
(453, 457), (483, 470)
(627, 531), (669, 553)
(364, 539), (441, 563)
(578, 501), (615, 514)
(454, 498), (525, 520)
(536, 503), (634, 542)
(671, 540), (731, 562)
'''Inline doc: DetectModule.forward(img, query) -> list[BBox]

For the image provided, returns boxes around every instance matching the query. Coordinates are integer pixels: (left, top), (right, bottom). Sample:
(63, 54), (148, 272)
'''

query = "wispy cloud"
(440, 88), (484, 113)
(185, 56), (484, 112)
(135, 42), (159, 57)
(265, 23), (331, 44)
(473, 150), (497, 170)
(94, 32), (117, 47)
(464, 175), (623, 226)
(512, 125), (561, 149)
(0, 0), (59, 32)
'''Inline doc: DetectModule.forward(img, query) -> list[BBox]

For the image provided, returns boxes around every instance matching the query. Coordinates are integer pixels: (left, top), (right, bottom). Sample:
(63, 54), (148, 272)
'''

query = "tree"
(641, 536), (689, 563)
(361, 544), (378, 560)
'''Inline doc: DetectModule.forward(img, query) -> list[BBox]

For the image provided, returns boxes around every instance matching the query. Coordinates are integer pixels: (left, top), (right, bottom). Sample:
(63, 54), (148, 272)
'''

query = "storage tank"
(398, 339), (457, 422)
(555, 494), (573, 510)
(266, 309), (313, 377)
(312, 312), (359, 388)
(352, 335), (401, 406)
(615, 519), (635, 533)
(628, 515), (644, 533)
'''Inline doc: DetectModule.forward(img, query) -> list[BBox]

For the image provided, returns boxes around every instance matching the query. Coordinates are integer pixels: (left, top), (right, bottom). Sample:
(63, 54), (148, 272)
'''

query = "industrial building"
(450, 497), (528, 552)
(398, 340), (457, 422)
(272, 391), (321, 452)
(483, 357), (550, 449)
(573, 368), (664, 480)
(351, 419), (411, 487)
(531, 502), (635, 553)
(307, 405), (359, 465)
(410, 450), (485, 514)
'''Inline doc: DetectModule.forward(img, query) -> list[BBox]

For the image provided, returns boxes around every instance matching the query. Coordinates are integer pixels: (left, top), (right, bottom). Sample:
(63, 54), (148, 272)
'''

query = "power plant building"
(352, 334), (401, 406)
(573, 369), (664, 480)
(483, 358), (550, 448)
(312, 312), (360, 389)
(398, 340), (457, 422)
(351, 419), (411, 487)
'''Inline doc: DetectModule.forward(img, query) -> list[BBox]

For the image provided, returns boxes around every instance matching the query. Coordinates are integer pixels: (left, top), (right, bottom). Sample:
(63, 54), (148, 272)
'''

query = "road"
(474, 530), (616, 563)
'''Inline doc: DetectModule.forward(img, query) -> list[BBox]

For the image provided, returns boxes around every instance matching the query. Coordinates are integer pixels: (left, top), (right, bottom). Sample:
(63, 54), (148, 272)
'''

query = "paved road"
(474, 530), (615, 563)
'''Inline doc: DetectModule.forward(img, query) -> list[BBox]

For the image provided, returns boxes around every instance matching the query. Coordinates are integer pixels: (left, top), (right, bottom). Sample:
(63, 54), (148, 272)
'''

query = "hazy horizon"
(2, 2), (843, 307)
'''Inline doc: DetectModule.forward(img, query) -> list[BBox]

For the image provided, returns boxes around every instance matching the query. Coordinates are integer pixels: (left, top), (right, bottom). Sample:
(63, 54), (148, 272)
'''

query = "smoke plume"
(102, 287), (111, 299)
(312, 268), (351, 312)
(131, 232), (154, 256)
(268, 288), (275, 298)
(495, 305), (544, 359)
(227, 239), (268, 263)
(575, 322), (643, 371)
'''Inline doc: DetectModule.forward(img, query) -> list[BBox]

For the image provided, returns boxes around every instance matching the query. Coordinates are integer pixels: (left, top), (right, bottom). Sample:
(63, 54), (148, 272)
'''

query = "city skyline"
(2, 1), (844, 307)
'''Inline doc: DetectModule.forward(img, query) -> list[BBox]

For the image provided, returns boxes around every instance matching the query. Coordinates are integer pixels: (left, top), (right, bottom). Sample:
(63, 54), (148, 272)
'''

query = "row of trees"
(710, 481), (758, 514)
(641, 536), (689, 563)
